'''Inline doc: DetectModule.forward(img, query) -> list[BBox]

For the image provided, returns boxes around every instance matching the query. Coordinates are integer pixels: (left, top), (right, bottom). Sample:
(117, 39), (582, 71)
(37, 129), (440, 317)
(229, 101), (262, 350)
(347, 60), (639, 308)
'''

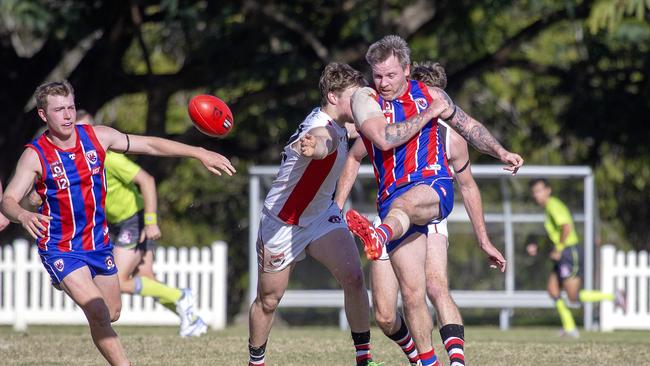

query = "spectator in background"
(77, 111), (208, 337)
(528, 178), (626, 338)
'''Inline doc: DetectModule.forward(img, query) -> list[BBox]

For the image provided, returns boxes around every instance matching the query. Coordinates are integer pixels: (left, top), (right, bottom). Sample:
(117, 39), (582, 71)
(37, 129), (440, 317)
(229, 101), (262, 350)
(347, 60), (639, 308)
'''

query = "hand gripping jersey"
(361, 80), (452, 203)
(26, 124), (110, 253)
(264, 108), (348, 227)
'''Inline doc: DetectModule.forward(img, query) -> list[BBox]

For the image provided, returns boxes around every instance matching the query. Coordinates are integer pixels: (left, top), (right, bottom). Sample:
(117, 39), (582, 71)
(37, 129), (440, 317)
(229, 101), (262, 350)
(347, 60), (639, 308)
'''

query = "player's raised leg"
(307, 228), (376, 366)
(425, 232), (465, 365)
(389, 233), (440, 366)
(347, 184), (442, 260)
(59, 267), (129, 366)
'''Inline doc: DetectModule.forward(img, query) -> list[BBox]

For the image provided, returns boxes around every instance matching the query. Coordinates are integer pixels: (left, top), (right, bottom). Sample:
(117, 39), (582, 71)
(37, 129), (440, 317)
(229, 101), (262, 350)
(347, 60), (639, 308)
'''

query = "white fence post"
(211, 241), (228, 330)
(13, 239), (29, 332)
(600, 245), (615, 331)
(600, 244), (650, 331)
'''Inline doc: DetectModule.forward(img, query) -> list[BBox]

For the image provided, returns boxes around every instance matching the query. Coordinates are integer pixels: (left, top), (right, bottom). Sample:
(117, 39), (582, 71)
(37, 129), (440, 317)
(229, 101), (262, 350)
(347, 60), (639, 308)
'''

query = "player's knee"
(373, 308), (396, 334)
(256, 293), (281, 314)
(83, 301), (113, 326)
(339, 267), (364, 291)
(401, 288), (426, 310)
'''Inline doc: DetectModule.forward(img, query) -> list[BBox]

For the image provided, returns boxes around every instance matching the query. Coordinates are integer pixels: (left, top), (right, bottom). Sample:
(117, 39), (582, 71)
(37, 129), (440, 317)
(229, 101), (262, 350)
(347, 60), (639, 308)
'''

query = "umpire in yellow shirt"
(527, 178), (625, 338)
(77, 111), (207, 337)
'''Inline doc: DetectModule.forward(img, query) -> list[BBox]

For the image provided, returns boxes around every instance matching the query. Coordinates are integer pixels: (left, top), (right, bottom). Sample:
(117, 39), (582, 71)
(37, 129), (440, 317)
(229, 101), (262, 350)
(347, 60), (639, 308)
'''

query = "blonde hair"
(366, 35), (411, 69)
(34, 80), (75, 110)
(319, 63), (367, 106)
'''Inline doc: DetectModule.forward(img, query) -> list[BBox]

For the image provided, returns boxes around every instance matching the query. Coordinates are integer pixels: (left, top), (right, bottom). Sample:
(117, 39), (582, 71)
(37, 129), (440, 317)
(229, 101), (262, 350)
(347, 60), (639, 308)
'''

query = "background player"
(344, 35), (522, 366)
(336, 61), (506, 366)
(77, 111), (208, 337)
(1, 80), (234, 365)
(248, 63), (380, 366)
(528, 178), (625, 338)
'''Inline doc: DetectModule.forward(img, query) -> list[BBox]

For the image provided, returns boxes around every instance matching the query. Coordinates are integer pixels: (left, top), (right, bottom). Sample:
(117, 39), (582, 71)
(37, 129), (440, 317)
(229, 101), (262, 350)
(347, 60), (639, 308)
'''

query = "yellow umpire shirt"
(104, 151), (144, 225)
(544, 196), (579, 251)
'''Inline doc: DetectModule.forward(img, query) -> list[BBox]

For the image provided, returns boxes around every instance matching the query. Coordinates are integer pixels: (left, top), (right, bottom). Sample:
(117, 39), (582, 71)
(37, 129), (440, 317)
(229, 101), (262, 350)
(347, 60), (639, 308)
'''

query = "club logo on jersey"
(105, 256), (115, 270)
(328, 215), (342, 224)
(85, 150), (98, 165)
(269, 252), (286, 268)
(415, 98), (428, 110)
(50, 162), (65, 178)
(54, 259), (64, 272)
(383, 101), (395, 124)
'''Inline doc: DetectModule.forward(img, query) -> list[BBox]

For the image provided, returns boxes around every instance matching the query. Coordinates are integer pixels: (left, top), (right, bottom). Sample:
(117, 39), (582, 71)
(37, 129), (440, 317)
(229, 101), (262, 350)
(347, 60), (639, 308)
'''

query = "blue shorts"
(39, 247), (118, 285)
(378, 176), (454, 253)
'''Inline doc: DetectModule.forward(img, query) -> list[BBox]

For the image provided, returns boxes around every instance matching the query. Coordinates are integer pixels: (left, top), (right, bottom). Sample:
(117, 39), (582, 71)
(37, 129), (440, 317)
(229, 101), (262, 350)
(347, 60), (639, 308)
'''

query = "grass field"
(1, 325), (649, 365)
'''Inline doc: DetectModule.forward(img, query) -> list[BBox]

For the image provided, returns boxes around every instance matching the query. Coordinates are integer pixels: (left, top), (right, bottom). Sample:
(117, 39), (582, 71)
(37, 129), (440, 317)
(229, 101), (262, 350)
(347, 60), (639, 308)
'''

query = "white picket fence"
(0, 239), (227, 331)
(600, 244), (650, 331)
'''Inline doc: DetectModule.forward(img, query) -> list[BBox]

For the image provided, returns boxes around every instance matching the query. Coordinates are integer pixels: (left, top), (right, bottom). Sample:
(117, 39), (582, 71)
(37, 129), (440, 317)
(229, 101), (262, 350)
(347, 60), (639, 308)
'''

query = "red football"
(188, 94), (234, 137)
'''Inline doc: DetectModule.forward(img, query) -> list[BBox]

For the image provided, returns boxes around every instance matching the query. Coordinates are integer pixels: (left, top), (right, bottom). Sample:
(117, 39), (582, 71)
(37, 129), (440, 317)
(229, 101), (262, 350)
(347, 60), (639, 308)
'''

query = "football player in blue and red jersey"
(343, 35), (523, 366)
(1, 80), (235, 365)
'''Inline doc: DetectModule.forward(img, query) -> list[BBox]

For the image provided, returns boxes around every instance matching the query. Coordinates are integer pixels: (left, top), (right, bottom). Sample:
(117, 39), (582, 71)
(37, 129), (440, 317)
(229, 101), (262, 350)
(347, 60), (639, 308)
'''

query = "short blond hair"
(34, 80), (74, 110)
(319, 63), (367, 106)
(366, 35), (411, 69)
(411, 61), (447, 89)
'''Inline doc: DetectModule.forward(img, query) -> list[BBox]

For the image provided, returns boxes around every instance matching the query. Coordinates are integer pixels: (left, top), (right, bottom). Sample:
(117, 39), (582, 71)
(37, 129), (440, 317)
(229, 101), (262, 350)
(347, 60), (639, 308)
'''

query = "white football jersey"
(264, 108), (348, 227)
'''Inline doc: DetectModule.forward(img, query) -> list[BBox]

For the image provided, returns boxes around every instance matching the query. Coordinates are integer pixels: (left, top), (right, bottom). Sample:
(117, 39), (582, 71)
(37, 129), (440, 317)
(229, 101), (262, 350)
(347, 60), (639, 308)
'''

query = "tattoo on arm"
(385, 112), (429, 146)
(448, 107), (504, 158)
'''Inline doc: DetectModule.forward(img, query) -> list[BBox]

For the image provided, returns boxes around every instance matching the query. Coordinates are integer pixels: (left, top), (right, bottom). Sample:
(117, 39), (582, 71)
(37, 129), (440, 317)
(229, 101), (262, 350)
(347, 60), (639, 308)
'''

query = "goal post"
(248, 165), (596, 330)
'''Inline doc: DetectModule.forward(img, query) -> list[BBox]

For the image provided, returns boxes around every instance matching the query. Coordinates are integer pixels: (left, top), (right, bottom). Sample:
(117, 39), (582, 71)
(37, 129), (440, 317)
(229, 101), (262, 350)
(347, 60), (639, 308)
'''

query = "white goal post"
(248, 165), (596, 330)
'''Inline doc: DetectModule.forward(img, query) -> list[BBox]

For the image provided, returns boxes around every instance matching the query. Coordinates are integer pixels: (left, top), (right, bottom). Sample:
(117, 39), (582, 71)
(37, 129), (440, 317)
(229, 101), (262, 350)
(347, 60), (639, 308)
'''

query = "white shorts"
(374, 217), (449, 261)
(257, 204), (347, 272)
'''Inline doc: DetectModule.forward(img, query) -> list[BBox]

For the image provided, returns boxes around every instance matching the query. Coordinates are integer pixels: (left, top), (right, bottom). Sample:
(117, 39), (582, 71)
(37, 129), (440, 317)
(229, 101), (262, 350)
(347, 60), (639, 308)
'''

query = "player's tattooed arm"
(384, 111), (430, 145)
(430, 86), (523, 173)
(447, 107), (505, 159)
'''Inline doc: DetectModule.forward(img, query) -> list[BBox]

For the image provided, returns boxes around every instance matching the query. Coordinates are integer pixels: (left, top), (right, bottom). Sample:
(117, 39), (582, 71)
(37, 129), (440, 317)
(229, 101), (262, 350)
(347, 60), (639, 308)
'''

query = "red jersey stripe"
(277, 151), (338, 225)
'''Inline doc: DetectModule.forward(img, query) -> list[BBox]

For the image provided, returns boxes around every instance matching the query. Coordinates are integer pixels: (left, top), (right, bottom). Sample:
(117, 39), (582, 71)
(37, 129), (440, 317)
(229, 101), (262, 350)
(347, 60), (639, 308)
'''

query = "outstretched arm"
(292, 126), (339, 160)
(429, 87), (524, 174)
(94, 126), (236, 176)
(450, 132), (506, 272)
(334, 138), (367, 209)
(351, 87), (449, 151)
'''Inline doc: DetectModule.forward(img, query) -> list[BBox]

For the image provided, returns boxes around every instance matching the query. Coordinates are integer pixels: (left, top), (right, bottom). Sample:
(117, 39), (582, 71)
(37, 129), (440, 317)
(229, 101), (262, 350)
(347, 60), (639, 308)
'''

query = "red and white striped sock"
(387, 314), (419, 364)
